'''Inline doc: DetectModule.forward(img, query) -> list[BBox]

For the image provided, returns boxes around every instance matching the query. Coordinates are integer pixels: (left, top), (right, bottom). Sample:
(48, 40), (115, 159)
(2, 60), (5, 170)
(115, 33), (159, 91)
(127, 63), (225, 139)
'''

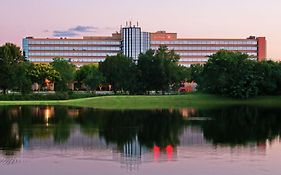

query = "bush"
(0, 92), (98, 101)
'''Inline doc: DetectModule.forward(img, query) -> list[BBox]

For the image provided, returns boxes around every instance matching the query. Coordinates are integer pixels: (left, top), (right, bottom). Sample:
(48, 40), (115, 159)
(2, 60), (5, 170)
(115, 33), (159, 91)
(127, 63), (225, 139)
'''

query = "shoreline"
(0, 93), (280, 109)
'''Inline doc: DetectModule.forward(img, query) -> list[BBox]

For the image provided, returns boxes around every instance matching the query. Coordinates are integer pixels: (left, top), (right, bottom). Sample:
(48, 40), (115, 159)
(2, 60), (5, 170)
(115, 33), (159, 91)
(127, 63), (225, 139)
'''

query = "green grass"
(0, 93), (281, 109)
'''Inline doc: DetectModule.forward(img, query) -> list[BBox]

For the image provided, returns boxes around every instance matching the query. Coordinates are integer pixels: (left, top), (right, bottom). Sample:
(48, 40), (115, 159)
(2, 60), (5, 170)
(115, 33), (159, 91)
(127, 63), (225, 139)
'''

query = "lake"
(0, 106), (281, 175)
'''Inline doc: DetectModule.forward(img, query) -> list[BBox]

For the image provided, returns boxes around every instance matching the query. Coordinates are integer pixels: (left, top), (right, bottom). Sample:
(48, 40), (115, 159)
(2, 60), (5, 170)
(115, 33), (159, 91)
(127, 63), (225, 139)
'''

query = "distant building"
(23, 23), (266, 67)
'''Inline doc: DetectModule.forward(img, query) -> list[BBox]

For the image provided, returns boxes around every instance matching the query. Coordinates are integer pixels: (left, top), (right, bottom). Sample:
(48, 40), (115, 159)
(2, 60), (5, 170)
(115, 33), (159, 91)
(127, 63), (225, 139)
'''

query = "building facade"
(150, 31), (266, 67)
(23, 33), (121, 67)
(23, 24), (266, 67)
(121, 25), (150, 61)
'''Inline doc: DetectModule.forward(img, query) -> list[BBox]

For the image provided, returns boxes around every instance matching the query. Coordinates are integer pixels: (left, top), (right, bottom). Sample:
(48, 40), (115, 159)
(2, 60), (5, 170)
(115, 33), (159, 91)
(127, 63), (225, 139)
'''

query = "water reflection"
(195, 106), (281, 147)
(0, 106), (281, 172)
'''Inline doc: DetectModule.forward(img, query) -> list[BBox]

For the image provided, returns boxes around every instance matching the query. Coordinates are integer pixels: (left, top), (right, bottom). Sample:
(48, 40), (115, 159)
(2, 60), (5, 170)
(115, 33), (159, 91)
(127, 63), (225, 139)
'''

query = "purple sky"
(0, 0), (280, 60)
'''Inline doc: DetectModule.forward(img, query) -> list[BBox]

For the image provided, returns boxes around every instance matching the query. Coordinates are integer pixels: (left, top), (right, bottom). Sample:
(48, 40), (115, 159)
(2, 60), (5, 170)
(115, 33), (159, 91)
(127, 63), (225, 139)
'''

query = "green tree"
(255, 61), (281, 95)
(177, 65), (192, 82)
(138, 46), (182, 93)
(75, 64), (93, 90)
(28, 63), (61, 90)
(99, 54), (137, 93)
(138, 49), (161, 92)
(190, 64), (204, 82)
(15, 61), (33, 94)
(75, 64), (104, 90)
(51, 58), (76, 91)
(157, 46), (181, 91)
(84, 65), (104, 91)
(0, 43), (25, 94)
(199, 50), (259, 99)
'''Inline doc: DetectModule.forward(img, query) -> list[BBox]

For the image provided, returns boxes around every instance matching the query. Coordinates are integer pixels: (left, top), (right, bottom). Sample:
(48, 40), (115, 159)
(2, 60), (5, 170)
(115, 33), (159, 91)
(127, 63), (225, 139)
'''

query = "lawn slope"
(0, 93), (280, 109)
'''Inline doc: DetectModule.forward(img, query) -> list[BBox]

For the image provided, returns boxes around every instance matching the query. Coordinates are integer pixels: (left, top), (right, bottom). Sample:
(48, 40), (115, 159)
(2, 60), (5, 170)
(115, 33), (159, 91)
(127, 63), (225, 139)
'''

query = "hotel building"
(150, 31), (266, 66)
(23, 23), (266, 67)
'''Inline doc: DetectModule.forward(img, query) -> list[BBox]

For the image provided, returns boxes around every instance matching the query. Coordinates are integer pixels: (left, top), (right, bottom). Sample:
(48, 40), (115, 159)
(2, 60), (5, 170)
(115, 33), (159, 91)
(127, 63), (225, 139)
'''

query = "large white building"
(23, 23), (266, 67)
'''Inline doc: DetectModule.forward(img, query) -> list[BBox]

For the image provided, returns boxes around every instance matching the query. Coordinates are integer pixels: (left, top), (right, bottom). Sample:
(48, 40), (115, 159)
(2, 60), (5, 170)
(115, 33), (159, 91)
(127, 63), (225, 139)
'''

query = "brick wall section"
(150, 31), (177, 41)
(257, 37), (267, 61)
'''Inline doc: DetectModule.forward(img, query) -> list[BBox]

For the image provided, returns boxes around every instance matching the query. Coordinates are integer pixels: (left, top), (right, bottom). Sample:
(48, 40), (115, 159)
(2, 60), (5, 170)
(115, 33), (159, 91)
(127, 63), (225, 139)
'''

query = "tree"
(28, 63), (61, 90)
(0, 43), (25, 94)
(156, 46), (181, 91)
(51, 58), (76, 91)
(138, 46), (182, 93)
(99, 54), (137, 93)
(138, 49), (161, 92)
(177, 65), (192, 82)
(190, 64), (204, 82)
(15, 61), (33, 94)
(85, 67), (104, 91)
(255, 61), (281, 95)
(80, 65), (104, 91)
(199, 50), (259, 99)
(75, 64), (93, 90)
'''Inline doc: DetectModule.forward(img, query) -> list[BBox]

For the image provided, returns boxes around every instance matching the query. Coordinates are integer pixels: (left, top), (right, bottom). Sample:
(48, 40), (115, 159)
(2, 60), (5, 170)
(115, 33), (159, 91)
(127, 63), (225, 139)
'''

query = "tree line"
(1, 43), (281, 98)
(0, 43), (191, 95)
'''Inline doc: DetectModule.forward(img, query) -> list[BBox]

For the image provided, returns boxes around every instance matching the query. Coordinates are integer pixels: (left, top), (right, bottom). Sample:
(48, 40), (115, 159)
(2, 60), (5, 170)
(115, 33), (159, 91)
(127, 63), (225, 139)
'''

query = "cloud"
(52, 25), (118, 37)
(69, 26), (98, 33)
(52, 25), (99, 37)
(53, 30), (78, 37)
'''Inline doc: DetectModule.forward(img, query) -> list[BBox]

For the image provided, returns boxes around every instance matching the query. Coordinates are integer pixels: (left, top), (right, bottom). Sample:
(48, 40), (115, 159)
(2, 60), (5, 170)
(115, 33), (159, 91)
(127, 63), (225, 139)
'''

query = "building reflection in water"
(67, 109), (80, 118)
(178, 108), (197, 119)
(113, 135), (142, 171)
(169, 108), (196, 119)
(1, 106), (280, 169)
(44, 107), (53, 126)
(30, 106), (55, 126)
(9, 106), (22, 117)
(153, 144), (175, 161)
(113, 135), (177, 171)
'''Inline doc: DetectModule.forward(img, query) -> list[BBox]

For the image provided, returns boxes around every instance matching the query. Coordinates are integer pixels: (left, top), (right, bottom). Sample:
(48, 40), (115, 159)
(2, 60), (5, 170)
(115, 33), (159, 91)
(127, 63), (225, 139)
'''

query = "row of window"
(29, 52), (116, 56)
(28, 51), (257, 57)
(29, 58), (105, 62)
(151, 46), (257, 51)
(27, 46), (258, 53)
(28, 40), (120, 45)
(29, 58), (208, 63)
(179, 58), (258, 62)
(28, 52), (257, 57)
(177, 52), (257, 56)
(28, 46), (121, 51)
(151, 40), (257, 45)
(28, 57), (258, 63)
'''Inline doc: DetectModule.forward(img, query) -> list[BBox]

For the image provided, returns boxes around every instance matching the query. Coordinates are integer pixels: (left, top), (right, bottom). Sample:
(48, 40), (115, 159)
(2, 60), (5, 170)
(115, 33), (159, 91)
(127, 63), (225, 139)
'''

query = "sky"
(0, 0), (280, 60)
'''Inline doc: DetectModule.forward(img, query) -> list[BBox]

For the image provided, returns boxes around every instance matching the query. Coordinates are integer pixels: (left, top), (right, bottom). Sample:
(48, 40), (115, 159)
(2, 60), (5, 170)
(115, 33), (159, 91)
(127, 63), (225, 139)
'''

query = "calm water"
(1, 106), (281, 175)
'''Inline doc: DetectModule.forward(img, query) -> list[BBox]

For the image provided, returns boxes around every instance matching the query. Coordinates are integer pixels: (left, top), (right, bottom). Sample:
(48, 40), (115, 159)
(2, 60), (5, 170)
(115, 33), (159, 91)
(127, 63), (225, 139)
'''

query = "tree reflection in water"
(78, 109), (185, 148)
(196, 106), (281, 146)
(0, 105), (281, 160)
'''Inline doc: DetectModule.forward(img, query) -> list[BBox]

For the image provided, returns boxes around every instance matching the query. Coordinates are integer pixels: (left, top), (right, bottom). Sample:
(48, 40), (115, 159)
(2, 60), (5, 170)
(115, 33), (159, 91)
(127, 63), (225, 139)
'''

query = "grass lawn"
(0, 93), (281, 109)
